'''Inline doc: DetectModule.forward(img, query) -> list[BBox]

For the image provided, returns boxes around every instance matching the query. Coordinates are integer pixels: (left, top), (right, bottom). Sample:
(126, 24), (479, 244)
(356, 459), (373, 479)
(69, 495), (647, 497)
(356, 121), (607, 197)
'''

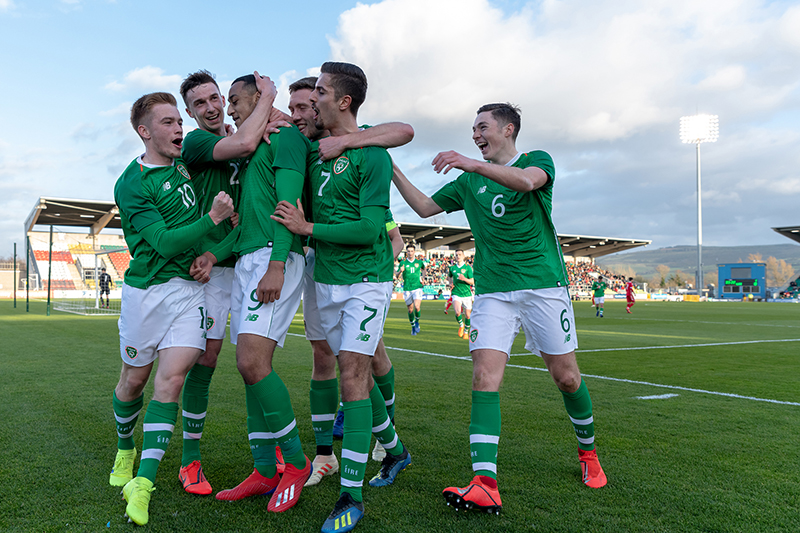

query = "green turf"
(1, 299), (798, 532)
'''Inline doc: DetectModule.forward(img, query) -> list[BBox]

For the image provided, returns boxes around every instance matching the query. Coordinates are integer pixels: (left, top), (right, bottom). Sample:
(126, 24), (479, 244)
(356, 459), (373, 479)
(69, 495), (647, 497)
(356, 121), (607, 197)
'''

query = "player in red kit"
(625, 277), (635, 313)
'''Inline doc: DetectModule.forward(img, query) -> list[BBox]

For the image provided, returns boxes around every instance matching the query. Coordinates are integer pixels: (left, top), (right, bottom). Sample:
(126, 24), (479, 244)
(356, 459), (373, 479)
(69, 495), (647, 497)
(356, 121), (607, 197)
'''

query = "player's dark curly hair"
(179, 70), (219, 104)
(320, 62), (367, 116)
(477, 103), (521, 141)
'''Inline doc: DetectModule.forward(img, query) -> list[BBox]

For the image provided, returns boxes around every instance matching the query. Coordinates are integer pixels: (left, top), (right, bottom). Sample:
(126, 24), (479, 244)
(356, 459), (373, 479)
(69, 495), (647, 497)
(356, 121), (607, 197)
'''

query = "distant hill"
(597, 244), (800, 280)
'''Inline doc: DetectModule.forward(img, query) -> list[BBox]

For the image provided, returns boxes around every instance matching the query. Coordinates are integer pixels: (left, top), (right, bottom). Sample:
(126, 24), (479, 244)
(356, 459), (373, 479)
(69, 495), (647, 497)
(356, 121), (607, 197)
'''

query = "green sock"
(137, 400), (178, 483)
(373, 366), (395, 421)
(457, 313), (464, 326)
(310, 378), (338, 451)
(113, 391), (143, 451)
(339, 399), (371, 502)
(470, 390), (501, 480)
(408, 311), (415, 325)
(369, 383), (403, 455)
(245, 385), (277, 478)
(414, 308), (421, 322)
(561, 379), (595, 451)
(251, 372), (305, 469)
(181, 363), (214, 467)
(465, 316), (471, 328)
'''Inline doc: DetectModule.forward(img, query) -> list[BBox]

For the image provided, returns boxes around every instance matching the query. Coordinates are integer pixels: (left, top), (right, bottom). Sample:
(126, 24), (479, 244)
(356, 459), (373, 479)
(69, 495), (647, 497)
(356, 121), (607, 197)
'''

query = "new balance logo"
(163, 182), (171, 191)
(564, 333), (571, 343)
(335, 511), (353, 530)
(355, 333), (371, 342)
(477, 185), (487, 194)
(245, 313), (259, 322)
(273, 484), (296, 507)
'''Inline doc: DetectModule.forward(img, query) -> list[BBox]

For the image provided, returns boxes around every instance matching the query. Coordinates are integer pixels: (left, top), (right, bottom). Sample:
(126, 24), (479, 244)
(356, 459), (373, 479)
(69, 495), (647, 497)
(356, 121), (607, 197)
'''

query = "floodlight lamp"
(680, 114), (719, 144)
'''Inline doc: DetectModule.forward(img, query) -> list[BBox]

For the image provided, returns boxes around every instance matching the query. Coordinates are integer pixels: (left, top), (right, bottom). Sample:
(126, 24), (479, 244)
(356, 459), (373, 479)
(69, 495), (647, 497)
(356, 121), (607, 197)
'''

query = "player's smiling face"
(185, 82), (225, 134)
(289, 88), (323, 141)
(144, 103), (183, 160)
(310, 74), (337, 132)
(226, 81), (258, 128)
(472, 111), (511, 163)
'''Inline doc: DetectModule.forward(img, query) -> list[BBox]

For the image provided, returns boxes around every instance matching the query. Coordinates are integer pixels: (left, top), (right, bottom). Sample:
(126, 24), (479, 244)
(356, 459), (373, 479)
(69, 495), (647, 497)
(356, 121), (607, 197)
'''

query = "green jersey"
(235, 126), (309, 261)
(114, 157), (207, 289)
(308, 146), (393, 285)
(431, 151), (565, 295)
(399, 259), (427, 291)
(592, 281), (607, 297)
(181, 128), (242, 268)
(448, 262), (474, 297)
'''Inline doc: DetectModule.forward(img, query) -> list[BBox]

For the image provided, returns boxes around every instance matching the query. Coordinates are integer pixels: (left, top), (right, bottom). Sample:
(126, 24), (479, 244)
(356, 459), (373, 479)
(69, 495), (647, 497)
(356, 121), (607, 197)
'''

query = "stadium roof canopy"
(396, 222), (650, 260)
(772, 225), (800, 245)
(24, 197), (120, 236)
(24, 198), (651, 261)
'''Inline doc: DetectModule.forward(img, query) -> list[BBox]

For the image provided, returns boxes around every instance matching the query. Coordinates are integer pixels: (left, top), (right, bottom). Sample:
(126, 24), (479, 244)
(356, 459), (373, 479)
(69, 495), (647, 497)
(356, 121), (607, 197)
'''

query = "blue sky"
(1, 0), (800, 258)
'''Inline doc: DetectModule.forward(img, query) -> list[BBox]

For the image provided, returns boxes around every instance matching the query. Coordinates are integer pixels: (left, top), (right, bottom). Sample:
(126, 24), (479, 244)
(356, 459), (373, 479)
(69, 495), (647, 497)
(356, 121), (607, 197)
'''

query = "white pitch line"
(284, 332), (800, 407)
(636, 394), (680, 400)
(510, 338), (800, 355)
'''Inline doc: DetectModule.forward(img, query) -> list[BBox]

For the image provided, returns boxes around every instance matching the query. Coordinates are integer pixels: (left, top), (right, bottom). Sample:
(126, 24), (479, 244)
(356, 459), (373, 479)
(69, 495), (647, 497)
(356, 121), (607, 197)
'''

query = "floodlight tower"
(680, 114), (718, 298)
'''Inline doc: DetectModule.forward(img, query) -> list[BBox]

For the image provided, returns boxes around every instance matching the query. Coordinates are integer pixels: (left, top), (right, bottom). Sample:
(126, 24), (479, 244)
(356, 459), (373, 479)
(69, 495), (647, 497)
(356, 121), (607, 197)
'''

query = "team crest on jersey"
(206, 316), (215, 331)
(125, 346), (138, 359)
(469, 329), (478, 342)
(477, 186), (487, 194)
(177, 164), (191, 180)
(333, 156), (350, 175)
(163, 182), (171, 191)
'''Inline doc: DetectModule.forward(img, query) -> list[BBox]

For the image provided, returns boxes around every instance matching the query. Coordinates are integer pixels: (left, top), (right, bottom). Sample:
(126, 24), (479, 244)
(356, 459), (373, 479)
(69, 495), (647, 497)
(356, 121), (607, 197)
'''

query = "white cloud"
(105, 66), (182, 92)
(0, 0), (15, 10)
(328, 0), (800, 144)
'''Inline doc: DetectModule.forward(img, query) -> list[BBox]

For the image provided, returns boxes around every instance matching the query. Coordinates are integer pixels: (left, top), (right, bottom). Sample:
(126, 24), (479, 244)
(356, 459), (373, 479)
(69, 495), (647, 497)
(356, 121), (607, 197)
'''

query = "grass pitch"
(0, 298), (798, 532)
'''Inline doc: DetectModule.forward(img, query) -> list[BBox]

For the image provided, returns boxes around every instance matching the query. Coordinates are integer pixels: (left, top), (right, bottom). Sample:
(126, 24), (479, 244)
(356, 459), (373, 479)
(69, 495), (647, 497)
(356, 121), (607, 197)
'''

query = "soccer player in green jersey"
(190, 74), (312, 511)
(287, 76), (413, 487)
(391, 102), (607, 514)
(397, 243), (427, 334)
(274, 62), (411, 533)
(591, 277), (608, 317)
(176, 69), (277, 496)
(110, 92), (234, 526)
(448, 249), (475, 339)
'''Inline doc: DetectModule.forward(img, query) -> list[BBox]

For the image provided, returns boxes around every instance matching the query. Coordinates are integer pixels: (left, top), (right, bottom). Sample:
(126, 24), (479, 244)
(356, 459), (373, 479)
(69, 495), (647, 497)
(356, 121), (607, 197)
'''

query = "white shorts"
(118, 278), (207, 367)
(231, 247), (304, 347)
(204, 266), (234, 340)
(302, 248), (326, 342)
(469, 287), (578, 357)
(316, 281), (392, 356)
(403, 288), (424, 306)
(595, 296), (605, 305)
(452, 294), (474, 310)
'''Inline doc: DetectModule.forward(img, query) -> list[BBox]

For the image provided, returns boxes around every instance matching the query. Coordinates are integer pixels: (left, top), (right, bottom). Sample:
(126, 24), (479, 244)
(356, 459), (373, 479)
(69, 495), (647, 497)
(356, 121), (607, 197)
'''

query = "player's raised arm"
(391, 162), (443, 219)
(318, 122), (414, 161)
(432, 150), (548, 193)
(211, 72), (277, 160)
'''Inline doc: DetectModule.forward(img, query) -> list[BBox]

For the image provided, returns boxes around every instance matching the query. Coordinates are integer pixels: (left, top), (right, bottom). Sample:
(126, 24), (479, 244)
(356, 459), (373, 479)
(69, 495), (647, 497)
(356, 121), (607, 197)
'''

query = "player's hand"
(271, 199), (312, 236)
(263, 108), (292, 144)
(231, 211), (239, 228)
(432, 150), (479, 174)
(209, 192), (234, 224)
(224, 123), (235, 137)
(457, 273), (467, 281)
(317, 135), (349, 161)
(256, 261), (284, 303)
(190, 252), (216, 283)
(254, 71), (277, 105)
